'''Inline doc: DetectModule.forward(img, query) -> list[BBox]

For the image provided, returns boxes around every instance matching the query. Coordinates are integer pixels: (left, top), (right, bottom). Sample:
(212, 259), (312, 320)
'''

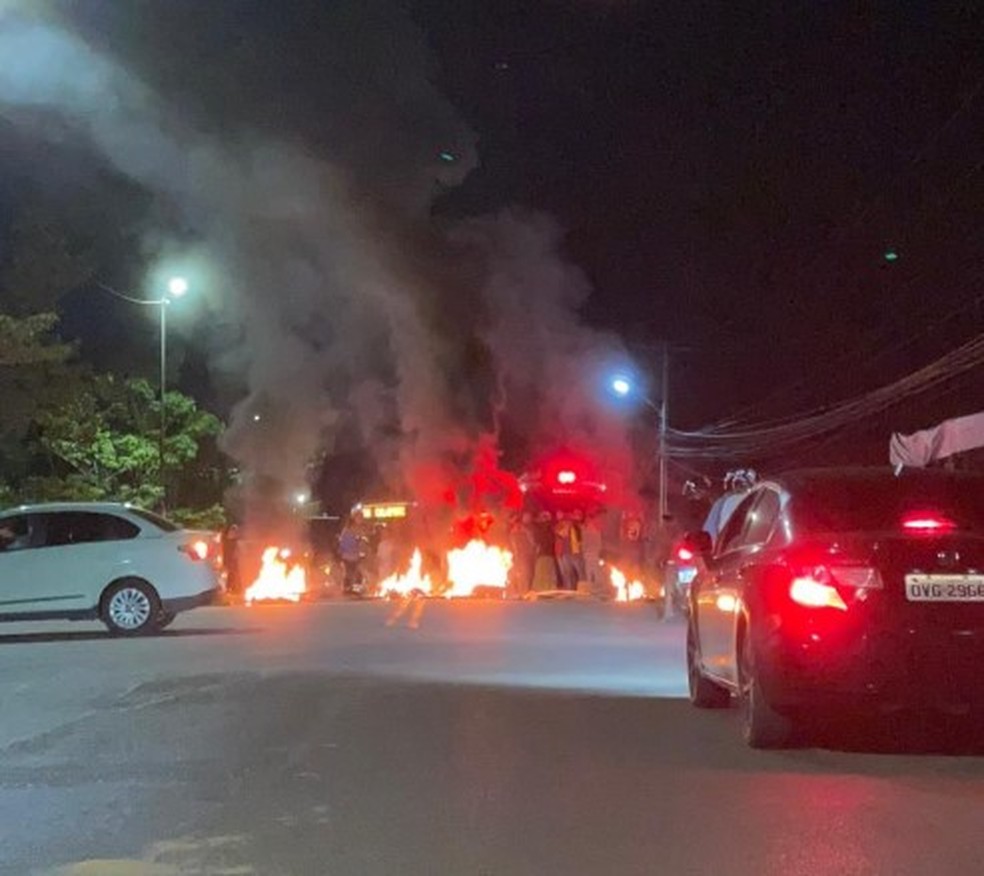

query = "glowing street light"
(167, 275), (189, 297)
(96, 274), (194, 510)
(611, 376), (632, 397)
(608, 358), (670, 528)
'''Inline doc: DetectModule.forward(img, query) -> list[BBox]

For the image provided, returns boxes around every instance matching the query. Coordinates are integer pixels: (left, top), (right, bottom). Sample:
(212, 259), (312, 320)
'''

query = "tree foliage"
(16, 375), (226, 510)
(0, 312), (73, 367)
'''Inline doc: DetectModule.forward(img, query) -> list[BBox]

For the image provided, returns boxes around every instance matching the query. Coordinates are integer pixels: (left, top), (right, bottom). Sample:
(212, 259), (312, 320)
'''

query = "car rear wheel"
(101, 579), (163, 636)
(687, 619), (730, 708)
(157, 610), (177, 630)
(738, 624), (792, 748)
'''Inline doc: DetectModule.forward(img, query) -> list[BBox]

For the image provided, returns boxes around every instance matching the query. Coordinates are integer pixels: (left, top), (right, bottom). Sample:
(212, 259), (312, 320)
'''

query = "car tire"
(101, 579), (163, 637)
(687, 619), (731, 708)
(157, 611), (177, 630)
(738, 623), (792, 749)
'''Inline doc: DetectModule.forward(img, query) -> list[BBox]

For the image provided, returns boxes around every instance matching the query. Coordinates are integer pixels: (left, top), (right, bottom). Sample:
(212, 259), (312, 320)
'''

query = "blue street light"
(611, 376), (632, 397)
(607, 361), (670, 528)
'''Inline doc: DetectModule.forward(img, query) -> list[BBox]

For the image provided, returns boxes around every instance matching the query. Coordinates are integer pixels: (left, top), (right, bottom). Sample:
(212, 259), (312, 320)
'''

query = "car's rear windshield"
(127, 507), (181, 532)
(789, 474), (984, 534)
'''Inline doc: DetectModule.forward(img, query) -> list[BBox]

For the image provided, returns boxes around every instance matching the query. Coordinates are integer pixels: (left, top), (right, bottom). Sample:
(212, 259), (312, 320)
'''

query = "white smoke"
(0, 5), (636, 509)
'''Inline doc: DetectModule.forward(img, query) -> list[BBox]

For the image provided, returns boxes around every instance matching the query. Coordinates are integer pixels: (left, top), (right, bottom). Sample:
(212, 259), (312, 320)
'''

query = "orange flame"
(609, 566), (646, 602)
(245, 546), (307, 604)
(378, 549), (435, 598)
(445, 539), (513, 598)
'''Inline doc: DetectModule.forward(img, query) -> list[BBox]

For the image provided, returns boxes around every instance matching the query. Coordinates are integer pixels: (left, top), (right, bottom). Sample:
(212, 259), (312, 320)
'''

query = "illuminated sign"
(362, 503), (410, 520)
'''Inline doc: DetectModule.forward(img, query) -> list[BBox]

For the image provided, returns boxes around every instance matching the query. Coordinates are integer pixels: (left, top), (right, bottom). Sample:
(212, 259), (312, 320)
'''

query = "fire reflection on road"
(386, 595), (428, 629)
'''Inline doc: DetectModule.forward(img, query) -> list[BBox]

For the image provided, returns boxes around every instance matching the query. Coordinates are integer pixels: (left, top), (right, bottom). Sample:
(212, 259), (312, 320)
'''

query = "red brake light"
(902, 514), (955, 534)
(181, 539), (210, 562)
(789, 575), (848, 611)
(676, 546), (695, 563)
(786, 561), (882, 611)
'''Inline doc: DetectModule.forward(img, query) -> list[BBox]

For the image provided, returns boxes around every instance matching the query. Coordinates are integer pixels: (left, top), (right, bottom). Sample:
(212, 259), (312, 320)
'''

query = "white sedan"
(0, 502), (223, 635)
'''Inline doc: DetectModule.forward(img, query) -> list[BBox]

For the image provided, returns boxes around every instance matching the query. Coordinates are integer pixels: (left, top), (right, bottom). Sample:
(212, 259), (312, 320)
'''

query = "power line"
(670, 331), (984, 459)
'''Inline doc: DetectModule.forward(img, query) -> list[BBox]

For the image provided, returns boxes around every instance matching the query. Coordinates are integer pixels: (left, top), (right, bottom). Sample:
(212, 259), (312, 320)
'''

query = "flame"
(245, 546), (307, 604)
(610, 566), (647, 602)
(445, 539), (513, 598)
(378, 549), (435, 598)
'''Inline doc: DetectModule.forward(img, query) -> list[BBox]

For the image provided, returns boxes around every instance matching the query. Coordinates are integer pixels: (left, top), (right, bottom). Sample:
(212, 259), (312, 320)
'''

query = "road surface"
(2, 599), (984, 875)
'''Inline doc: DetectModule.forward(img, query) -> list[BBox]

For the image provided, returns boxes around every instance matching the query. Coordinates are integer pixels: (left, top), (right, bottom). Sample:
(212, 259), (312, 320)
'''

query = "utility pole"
(97, 277), (188, 515)
(658, 341), (669, 529)
(159, 298), (168, 512)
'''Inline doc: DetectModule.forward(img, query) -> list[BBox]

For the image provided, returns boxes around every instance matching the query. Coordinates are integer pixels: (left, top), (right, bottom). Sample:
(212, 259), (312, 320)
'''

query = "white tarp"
(890, 411), (984, 469)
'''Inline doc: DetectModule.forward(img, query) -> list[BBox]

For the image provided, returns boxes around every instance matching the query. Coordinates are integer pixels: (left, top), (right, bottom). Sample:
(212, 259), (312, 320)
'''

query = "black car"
(685, 467), (984, 748)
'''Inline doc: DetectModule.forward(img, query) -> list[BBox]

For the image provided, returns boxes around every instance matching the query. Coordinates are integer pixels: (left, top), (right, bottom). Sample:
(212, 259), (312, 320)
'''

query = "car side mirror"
(680, 530), (713, 557)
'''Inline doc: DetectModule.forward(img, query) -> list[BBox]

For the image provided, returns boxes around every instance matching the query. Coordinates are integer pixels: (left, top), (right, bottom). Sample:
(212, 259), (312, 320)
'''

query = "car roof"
(772, 466), (984, 491)
(0, 501), (141, 516)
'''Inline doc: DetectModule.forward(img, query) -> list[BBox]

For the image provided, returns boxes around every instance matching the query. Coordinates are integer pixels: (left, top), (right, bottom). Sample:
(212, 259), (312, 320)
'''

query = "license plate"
(678, 568), (697, 584)
(905, 574), (984, 602)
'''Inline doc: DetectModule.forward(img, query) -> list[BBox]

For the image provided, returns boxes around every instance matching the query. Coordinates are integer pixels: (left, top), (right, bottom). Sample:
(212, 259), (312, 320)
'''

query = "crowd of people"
(507, 509), (605, 597)
(330, 506), (610, 599)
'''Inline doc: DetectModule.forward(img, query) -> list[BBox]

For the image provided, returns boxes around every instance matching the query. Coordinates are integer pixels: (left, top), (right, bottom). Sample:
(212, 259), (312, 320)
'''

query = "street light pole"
(658, 342), (670, 530)
(609, 366), (667, 523)
(159, 298), (168, 511)
(97, 277), (188, 512)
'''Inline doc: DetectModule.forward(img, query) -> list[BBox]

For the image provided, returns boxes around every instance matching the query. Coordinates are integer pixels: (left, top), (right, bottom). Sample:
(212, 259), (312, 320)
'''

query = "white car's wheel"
(101, 579), (162, 636)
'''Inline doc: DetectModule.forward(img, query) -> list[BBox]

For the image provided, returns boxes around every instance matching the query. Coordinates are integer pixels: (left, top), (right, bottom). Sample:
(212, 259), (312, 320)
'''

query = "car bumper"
(758, 620), (984, 713)
(162, 587), (221, 614)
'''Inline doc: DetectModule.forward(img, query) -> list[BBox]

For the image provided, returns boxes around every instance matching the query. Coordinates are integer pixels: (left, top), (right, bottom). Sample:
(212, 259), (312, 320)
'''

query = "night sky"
(3, 0), (984, 473)
(417, 1), (984, 439)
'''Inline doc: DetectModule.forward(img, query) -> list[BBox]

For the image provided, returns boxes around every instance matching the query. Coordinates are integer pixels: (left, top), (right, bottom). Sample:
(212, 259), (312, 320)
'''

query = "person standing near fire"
(509, 511), (536, 598)
(531, 511), (558, 591)
(554, 513), (582, 591)
(375, 524), (399, 585)
(570, 508), (586, 587)
(338, 513), (365, 595)
(221, 524), (242, 600)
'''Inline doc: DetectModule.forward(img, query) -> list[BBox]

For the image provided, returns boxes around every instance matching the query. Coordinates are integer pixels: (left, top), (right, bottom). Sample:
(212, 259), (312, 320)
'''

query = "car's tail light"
(790, 575), (848, 611)
(676, 546), (695, 563)
(180, 539), (211, 562)
(902, 513), (955, 534)
(788, 563), (882, 611)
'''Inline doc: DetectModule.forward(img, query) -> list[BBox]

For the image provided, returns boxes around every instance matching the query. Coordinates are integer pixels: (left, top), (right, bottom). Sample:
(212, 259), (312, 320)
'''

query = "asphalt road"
(3, 599), (984, 876)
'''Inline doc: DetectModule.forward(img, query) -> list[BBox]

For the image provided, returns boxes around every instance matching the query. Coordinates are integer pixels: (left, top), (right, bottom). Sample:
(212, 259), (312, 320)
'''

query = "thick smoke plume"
(0, 2), (636, 523)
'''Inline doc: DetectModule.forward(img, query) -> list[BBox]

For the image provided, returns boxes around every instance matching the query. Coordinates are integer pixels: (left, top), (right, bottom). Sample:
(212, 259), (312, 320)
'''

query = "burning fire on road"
(379, 540), (513, 599)
(245, 547), (308, 604)
(379, 548), (434, 598)
(445, 539), (512, 598)
(609, 566), (647, 602)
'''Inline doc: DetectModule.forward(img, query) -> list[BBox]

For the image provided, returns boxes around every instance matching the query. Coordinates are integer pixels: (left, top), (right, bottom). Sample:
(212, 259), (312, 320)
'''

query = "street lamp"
(611, 376), (632, 398)
(98, 276), (190, 511)
(609, 356), (671, 528)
